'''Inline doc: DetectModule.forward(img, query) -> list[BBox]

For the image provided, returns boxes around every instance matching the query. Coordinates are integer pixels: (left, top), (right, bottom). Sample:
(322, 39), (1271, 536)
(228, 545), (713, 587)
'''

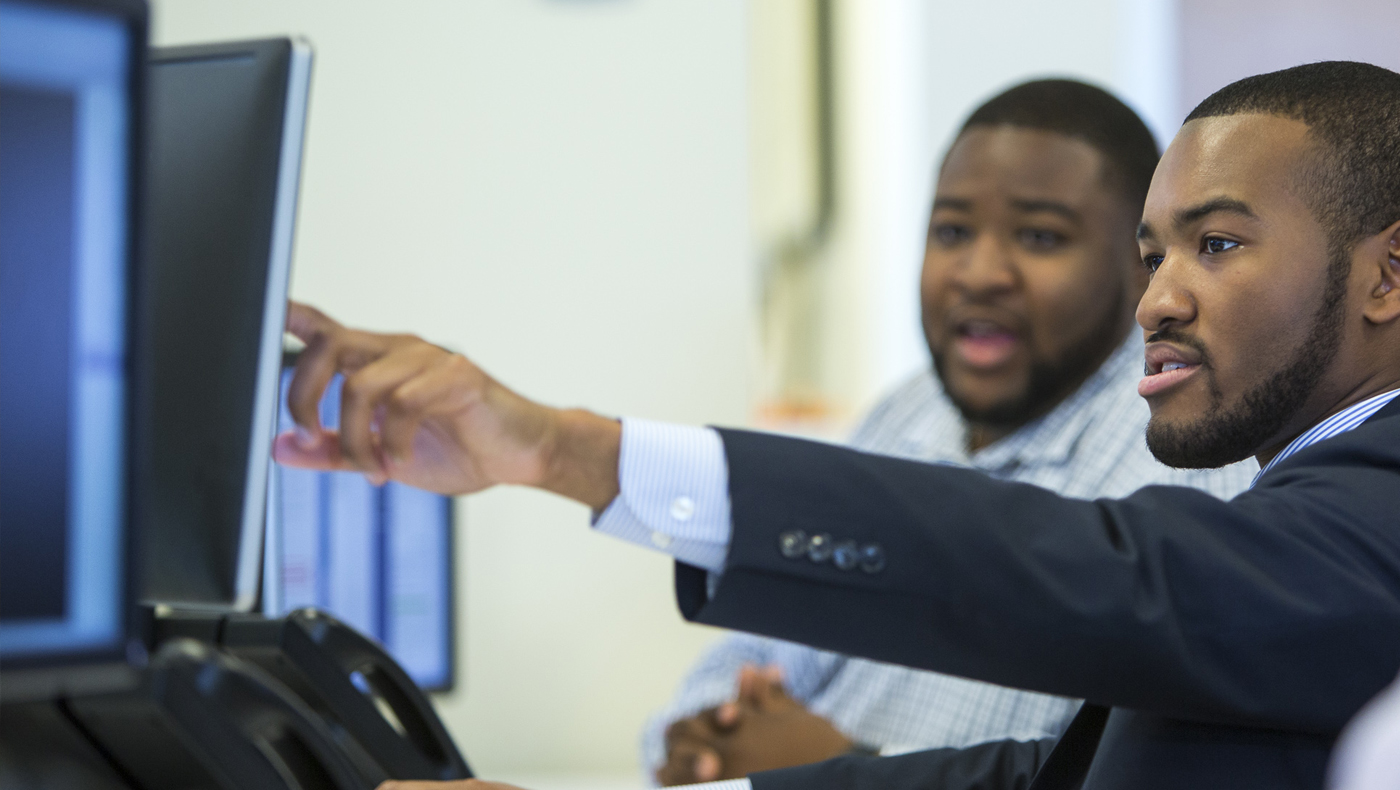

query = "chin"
(1144, 414), (1257, 470)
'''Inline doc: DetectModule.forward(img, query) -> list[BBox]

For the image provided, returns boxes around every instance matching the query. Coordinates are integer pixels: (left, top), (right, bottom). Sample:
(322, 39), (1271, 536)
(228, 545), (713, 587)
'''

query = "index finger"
(283, 303), (391, 437)
(284, 303), (345, 436)
(286, 301), (340, 346)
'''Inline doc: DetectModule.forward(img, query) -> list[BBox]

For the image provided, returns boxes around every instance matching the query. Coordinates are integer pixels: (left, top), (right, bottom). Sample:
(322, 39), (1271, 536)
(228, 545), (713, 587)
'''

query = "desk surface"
(489, 771), (649, 790)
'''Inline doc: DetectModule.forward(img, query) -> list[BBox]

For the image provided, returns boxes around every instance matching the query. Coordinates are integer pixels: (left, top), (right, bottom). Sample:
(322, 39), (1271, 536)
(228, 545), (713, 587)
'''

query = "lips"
(1138, 342), (1204, 397)
(952, 318), (1020, 370)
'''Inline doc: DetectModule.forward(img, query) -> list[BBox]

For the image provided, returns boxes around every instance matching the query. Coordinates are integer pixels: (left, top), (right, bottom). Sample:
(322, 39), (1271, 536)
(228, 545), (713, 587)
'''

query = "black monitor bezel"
(140, 36), (311, 614)
(0, 0), (150, 698)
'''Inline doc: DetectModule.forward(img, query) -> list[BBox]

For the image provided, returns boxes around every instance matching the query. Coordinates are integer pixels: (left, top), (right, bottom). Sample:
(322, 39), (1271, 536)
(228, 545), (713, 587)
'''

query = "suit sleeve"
(747, 736), (1058, 790)
(674, 422), (1400, 734)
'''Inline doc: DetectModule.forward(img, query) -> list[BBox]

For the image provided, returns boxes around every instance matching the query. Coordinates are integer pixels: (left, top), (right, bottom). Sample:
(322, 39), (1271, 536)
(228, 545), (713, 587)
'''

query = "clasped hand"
(657, 665), (856, 785)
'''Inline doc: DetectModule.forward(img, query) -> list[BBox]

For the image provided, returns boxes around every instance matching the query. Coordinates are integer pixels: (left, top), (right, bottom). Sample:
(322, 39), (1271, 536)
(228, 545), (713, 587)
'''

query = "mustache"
(1144, 327), (1213, 371)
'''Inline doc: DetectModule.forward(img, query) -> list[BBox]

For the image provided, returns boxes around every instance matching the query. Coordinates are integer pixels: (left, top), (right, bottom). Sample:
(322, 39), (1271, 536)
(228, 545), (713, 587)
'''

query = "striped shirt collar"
(1253, 387), (1400, 485)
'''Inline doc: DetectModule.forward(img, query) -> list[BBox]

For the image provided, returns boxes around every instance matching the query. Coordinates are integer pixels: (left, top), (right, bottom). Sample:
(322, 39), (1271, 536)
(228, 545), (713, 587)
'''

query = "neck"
(966, 422), (1017, 453)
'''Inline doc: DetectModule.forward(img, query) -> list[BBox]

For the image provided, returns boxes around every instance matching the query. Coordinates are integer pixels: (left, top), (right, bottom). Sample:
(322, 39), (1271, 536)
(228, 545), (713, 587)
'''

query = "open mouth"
(951, 318), (1020, 370)
(1138, 343), (1203, 397)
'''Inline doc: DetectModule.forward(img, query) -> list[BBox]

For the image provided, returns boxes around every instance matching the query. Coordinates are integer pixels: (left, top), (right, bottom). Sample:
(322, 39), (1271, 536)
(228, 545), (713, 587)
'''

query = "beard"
(1144, 251), (1351, 469)
(931, 283), (1129, 431)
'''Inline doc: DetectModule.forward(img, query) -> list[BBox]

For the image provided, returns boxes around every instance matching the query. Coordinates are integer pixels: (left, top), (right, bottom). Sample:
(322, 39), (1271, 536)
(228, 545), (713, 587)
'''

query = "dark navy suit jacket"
(672, 396), (1400, 789)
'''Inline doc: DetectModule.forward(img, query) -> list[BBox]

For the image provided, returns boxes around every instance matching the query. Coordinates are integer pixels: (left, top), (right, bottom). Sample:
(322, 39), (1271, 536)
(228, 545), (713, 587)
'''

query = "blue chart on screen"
(264, 371), (455, 690)
(0, 0), (129, 662)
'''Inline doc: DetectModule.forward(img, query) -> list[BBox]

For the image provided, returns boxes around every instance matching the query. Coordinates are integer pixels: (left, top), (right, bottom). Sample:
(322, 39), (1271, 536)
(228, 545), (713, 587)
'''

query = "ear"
(1362, 219), (1400, 326)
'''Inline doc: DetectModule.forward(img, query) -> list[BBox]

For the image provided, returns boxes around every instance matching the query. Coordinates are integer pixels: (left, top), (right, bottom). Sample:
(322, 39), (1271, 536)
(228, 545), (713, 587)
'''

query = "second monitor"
(263, 360), (457, 692)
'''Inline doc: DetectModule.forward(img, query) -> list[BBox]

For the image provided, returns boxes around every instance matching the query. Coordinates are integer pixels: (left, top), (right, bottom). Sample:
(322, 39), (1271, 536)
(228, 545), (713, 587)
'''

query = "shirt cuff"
(674, 781), (752, 790)
(591, 418), (732, 573)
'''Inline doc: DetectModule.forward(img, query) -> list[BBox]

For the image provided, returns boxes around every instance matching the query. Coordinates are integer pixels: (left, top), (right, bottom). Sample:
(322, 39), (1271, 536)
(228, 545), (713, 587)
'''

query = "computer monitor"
(263, 363), (457, 691)
(0, 0), (148, 699)
(142, 38), (311, 610)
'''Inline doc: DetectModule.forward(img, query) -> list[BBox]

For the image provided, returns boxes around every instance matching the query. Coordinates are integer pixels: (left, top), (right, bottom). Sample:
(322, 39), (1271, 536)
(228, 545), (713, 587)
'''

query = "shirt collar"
(968, 332), (1144, 470)
(1252, 387), (1400, 485)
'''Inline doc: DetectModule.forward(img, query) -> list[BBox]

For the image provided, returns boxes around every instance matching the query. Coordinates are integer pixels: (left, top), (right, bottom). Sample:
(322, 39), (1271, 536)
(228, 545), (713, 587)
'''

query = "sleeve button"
(669, 496), (695, 522)
(832, 540), (860, 570)
(778, 530), (809, 559)
(859, 543), (886, 574)
(807, 533), (835, 563)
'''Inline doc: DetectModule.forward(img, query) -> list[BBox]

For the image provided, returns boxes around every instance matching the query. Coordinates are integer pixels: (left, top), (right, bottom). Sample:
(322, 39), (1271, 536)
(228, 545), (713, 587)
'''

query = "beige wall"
(151, 0), (751, 776)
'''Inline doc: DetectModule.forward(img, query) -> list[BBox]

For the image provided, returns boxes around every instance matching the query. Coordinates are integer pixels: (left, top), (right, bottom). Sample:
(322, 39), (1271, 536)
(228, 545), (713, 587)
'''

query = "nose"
(952, 231), (1018, 298)
(1136, 253), (1197, 333)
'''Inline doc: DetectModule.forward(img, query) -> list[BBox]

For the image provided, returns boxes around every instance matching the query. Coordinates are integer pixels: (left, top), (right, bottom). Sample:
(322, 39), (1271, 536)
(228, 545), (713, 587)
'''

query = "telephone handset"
(220, 608), (472, 781)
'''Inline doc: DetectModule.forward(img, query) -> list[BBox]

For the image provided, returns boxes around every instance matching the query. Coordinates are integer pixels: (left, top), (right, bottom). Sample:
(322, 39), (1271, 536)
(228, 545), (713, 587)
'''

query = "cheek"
(1201, 269), (1315, 383)
(920, 252), (953, 335)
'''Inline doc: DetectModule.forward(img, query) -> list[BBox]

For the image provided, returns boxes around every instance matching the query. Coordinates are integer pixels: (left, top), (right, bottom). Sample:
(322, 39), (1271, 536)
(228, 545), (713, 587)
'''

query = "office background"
(151, 0), (1399, 782)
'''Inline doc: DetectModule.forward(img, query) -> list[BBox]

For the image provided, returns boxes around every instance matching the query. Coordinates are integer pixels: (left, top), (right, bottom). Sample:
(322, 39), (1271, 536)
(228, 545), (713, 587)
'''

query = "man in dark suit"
(278, 61), (1400, 789)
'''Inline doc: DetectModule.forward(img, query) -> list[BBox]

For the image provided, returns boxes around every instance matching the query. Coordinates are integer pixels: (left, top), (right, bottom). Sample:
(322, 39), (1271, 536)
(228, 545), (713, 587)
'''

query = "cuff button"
(807, 533), (835, 563)
(778, 530), (809, 559)
(832, 540), (860, 570)
(859, 544), (886, 574)
(669, 496), (695, 522)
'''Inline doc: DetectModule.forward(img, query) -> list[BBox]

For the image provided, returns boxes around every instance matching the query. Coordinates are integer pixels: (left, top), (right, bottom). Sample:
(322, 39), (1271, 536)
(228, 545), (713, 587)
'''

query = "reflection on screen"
(264, 371), (454, 690)
(0, 1), (129, 660)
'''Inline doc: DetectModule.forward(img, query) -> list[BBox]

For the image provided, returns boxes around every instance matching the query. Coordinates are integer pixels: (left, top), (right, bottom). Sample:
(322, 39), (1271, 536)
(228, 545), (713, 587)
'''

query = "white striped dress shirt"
(1254, 388), (1400, 484)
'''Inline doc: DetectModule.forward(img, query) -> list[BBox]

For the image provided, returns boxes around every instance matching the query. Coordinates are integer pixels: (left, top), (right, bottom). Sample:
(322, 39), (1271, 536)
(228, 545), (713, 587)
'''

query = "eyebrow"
(1009, 198), (1080, 221)
(931, 197), (973, 212)
(1137, 196), (1259, 241)
(1173, 197), (1258, 229)
(930, 196), (1081, 221)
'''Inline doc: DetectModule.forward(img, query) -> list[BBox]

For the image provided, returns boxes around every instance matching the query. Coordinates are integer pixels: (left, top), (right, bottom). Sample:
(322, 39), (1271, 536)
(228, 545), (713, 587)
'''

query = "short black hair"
(1185, 61), (1400, 253)
(953, 79), (1161, 211)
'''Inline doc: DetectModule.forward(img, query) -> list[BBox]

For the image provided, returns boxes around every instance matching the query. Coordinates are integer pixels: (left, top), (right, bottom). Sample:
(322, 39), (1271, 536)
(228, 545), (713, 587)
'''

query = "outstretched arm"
(274, 302), (622, 508)
(278, 303), (1400, 734)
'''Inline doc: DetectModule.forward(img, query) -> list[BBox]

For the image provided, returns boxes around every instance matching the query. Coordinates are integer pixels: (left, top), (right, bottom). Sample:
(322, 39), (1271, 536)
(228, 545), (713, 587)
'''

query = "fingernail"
(695, 752), (720, 781)
(717, 702), (737, 725)
(295, 426), (319, 449)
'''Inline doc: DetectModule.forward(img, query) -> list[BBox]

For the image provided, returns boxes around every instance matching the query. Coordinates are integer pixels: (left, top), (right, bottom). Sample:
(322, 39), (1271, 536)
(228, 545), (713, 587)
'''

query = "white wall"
(151, 0), (750, 776)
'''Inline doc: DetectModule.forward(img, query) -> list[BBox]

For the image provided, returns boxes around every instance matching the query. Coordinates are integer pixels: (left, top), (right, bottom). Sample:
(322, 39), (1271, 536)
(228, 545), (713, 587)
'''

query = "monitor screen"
(142, 39), (310, 610)
(264, 368), (456, 691)
(0, 0), (134, 665)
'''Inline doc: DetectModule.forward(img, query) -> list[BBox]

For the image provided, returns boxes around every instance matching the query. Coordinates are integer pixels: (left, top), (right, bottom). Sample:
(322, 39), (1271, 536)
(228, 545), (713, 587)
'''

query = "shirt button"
(670, 496), (695, 522)
(833, 540), (860, 571)
(779, 530), (809, 559)
(807, 533), (834, 563)
(651, 531), (674, 549)
(859, 543), (886, 574)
